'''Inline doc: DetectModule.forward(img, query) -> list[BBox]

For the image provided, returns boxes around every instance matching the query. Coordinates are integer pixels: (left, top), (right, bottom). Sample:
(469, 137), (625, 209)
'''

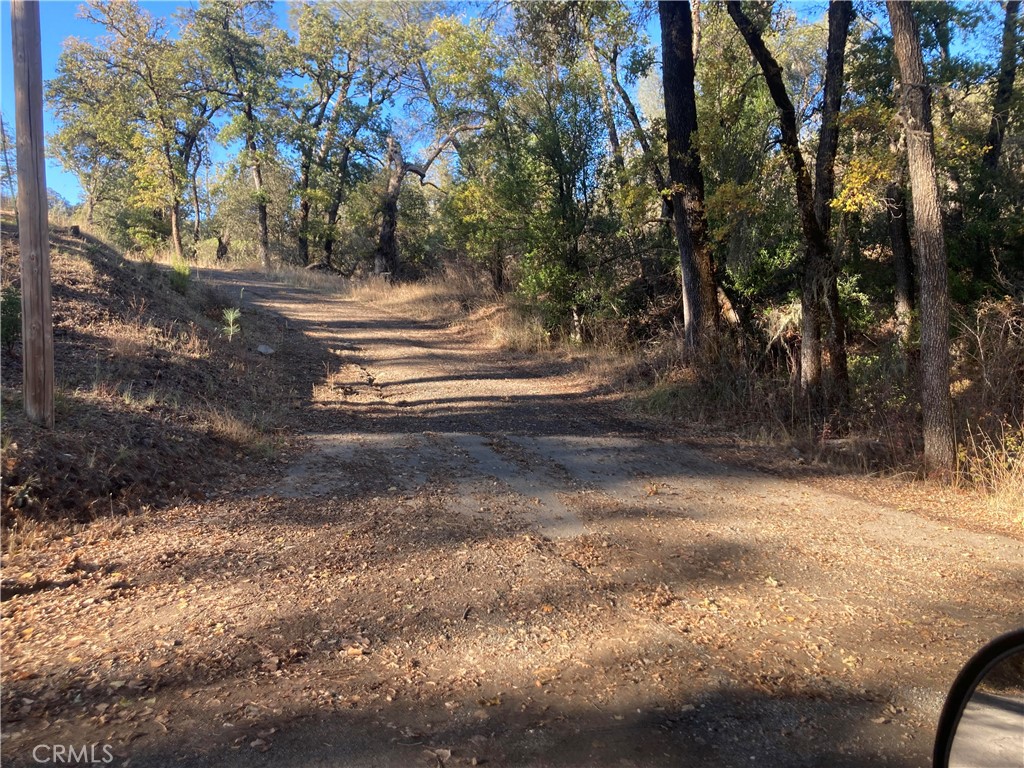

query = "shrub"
(1, 285), (21, 352)
(169, 258), (190, 295)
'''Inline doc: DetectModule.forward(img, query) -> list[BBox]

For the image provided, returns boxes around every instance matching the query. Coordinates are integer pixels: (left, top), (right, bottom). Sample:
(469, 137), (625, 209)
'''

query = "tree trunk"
(814, 0), (854, 407)
(252, 157), (270, 270)
(190, 175), (202, 244)
(240, 109), (270, 270)
(216, 234), (229, 260)
(323, 202), (340, 267)
(297, 200), (310, 265)
(169, 199), (184, 260)
(660, 0), (718, 359)
(375, 145), (403, 277)
(323, 146), (352, 266)
(297, 159), (312, 266)
(374, 184), (400, 277)
(690, 0), (702, 64)
(886, 182), (915, 348)
(371, 127), (476, 280)
(491, 246), (504, 293)
(888, 0), (956, 473)
(983, 0), (1020, 172)
(11, 0), (54, 427)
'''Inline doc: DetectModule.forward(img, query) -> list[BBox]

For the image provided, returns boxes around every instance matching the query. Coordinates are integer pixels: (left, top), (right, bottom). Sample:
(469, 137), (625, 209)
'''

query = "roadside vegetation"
(0, 216), (292, 538)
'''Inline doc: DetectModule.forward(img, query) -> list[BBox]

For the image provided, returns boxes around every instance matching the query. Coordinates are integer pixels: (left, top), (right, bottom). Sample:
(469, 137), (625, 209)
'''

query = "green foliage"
(106, 207), (171, 253)
(48, 0), (222, 255)
(396, 183), (445, 271)
(728, 241), (800, 301)
(1, 286), (22, 352)
(169, 258), (191, 295)
(210, 155), (296, 262)
(837, 273), (877, 335)
(848, 351), (911, 411)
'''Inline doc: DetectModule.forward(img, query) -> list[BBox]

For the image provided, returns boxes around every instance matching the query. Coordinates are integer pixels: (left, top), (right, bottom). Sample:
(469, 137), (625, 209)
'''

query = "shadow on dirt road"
(2, 269), (1021, 768)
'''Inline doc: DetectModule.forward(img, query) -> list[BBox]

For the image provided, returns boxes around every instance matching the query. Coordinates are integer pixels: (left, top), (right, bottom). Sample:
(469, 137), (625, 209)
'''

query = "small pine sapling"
(222, 307), (241, 341)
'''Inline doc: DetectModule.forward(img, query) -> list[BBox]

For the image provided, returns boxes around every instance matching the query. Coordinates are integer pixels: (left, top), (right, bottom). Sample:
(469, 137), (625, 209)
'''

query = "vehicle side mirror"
(934, 628), (1024, 768)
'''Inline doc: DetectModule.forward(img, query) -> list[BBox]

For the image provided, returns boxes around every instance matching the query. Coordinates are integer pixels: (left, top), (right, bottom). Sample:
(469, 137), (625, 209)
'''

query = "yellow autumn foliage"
(832, 154), (896, 214)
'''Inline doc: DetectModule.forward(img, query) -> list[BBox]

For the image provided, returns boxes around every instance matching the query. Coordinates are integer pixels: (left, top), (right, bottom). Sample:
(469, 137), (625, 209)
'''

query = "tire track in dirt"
(215, 269), (1023, 751)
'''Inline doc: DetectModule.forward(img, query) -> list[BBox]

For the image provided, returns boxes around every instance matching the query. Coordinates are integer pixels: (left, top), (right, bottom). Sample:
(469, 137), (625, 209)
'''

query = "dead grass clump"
(347, 268), (493, 325)
(633, 355), (796, 440)
(956, 422), (1024, 524)
(948, 298), (1024, 520)
(952, 297), (1024, 429)
(107, 321), (156, 361)
(1, 514), (46, 555)
(269, 264), (351, 294)
(205, 408), (277, 459)
(477, 302), (551, 353)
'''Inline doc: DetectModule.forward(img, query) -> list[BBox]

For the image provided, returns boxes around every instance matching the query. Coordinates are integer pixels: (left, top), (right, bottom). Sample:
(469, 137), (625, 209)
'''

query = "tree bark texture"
(190, 175), (202, 244)
(243, 115), (269, 269)
(169, 199), (183, 260)
(660, 0), (718, 359)
(251, 154), (269, 269)
(888, 0), (956, 472)
(886, 182), (915, 348)
(375, 138), (403, 277)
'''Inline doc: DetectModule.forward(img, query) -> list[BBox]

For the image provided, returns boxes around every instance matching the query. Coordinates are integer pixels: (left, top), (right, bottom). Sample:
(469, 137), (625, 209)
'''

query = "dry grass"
(465, 302), (552, 353)
(346, 268), (494, 325)
(1, 514), (45, 555)
(205, 407), (258, 443)
(264, 264), (351, 294)
(204, 407), (278, 459)
(2, 506), (137, 556)
(1, 219), (297, 530)
(957, 422), (1024, 524)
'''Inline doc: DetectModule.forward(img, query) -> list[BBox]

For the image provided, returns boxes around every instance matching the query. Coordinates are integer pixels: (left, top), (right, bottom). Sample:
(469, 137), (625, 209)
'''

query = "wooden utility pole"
(11, 0), (54, 428)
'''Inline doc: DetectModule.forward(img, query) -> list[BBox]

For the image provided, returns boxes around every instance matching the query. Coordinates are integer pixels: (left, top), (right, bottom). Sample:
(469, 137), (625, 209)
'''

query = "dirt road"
(3, 270), (1022, 767)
